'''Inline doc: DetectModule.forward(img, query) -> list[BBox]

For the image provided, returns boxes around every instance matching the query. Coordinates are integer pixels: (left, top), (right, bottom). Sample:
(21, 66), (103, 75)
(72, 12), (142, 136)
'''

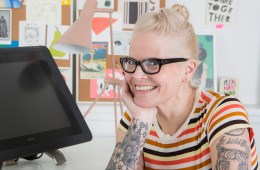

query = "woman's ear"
(184, 59), (198, 81)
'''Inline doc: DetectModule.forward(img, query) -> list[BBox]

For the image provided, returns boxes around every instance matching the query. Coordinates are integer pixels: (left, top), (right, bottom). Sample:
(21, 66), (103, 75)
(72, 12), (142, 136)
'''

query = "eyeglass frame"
(119, 57), (188, 75)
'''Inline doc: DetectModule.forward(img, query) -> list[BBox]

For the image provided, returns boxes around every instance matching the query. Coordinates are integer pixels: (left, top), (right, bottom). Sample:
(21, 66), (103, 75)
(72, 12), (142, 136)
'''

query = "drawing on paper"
(46, 25), (69, 60)
(19, 21), (46, 47)
(113, 31), (132, 56)
(0, 9), (11, 44)
(26, 0), (61, 25)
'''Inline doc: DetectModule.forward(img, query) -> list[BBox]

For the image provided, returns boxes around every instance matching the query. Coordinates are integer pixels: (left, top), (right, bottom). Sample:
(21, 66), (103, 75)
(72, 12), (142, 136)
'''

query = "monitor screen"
(0, 46), (92, 162)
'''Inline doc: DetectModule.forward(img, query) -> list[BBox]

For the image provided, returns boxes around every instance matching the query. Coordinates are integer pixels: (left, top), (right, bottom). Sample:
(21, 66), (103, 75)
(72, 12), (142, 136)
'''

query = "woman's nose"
(132, 65), (147, 79)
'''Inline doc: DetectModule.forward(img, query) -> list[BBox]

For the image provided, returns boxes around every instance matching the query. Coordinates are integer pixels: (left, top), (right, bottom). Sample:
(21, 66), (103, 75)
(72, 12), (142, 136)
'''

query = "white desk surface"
(3, 137), (116, 170)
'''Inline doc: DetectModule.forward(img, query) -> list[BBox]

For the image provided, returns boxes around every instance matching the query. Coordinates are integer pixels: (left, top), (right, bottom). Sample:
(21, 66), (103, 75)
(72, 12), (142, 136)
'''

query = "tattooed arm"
(211, 128), (251, 170)
(105, 79), (156, 169)
(106, 117), (148, 170)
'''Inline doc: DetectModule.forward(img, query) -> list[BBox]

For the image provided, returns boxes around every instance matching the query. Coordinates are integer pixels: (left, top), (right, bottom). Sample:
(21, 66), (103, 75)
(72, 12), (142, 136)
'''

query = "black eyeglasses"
(120, 57), (188, 75)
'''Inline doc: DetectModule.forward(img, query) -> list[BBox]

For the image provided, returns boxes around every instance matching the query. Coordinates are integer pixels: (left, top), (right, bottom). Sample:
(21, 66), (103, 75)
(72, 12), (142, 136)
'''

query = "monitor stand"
(0, 149), (66, 170)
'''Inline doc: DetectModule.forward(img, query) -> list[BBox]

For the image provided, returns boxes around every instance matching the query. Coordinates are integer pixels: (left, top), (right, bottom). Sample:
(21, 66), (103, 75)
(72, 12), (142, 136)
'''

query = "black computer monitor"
(0, 46), (92, 162)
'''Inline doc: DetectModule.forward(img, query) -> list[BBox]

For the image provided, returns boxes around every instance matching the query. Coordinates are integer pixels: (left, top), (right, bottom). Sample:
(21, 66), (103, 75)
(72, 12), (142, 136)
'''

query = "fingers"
(122, 80), (134, 106)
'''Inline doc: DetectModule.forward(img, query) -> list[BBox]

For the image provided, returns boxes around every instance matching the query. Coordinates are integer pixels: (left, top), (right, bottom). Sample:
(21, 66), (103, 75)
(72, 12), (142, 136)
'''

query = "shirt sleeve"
(206, 96), (252, 146)
(118, 110), (132, 133)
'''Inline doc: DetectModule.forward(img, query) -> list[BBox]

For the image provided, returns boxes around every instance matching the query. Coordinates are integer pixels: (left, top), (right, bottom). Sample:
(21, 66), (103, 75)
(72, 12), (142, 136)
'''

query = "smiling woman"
(105, 3), (259, 170)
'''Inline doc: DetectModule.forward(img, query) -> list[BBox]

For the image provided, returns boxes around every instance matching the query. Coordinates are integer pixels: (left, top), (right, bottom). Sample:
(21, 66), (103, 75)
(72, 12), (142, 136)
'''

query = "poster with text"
(206, 0), (237, 25)
(219, 77), (239, 97)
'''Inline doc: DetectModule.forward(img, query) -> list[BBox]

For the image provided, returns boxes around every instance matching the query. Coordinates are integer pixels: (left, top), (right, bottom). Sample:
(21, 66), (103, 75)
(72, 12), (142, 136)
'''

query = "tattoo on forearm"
(215, 128), (250, 170)
(106, 117), (148, 170)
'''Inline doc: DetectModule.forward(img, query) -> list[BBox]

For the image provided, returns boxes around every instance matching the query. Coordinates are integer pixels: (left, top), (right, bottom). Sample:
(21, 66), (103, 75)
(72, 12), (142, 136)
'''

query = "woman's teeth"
(135, 85), (156, 91)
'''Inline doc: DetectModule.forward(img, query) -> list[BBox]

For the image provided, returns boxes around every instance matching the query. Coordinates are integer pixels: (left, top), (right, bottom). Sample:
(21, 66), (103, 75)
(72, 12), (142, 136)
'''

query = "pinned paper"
(205, 0), (237, 26)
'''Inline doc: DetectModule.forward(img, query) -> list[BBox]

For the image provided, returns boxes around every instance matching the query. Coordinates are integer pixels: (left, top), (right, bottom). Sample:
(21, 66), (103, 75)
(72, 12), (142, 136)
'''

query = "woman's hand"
(122, 80), (157, 124)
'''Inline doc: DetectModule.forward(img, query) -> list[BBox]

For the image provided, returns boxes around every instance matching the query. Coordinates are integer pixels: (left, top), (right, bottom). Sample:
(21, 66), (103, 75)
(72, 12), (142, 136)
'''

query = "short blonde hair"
(133, 4), (198, 59)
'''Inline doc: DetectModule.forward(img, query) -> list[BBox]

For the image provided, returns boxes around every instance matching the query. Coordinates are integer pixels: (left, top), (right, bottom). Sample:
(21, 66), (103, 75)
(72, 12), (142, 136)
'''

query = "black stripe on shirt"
(208, 119), (248, 143)
(143, 136), (208, 157)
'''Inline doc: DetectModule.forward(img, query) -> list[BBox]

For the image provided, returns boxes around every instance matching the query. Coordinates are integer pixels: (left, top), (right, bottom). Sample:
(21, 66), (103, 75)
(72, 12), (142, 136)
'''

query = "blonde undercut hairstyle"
(133, 4), (199, 60)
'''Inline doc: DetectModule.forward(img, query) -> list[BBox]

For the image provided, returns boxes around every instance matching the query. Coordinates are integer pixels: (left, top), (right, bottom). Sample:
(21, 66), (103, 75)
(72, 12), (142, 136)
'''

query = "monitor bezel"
(0, 46), (92, 162)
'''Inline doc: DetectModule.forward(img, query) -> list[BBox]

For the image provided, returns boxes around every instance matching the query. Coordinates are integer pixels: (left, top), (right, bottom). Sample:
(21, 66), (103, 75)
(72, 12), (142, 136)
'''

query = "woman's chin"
(134, 98), (156, 108)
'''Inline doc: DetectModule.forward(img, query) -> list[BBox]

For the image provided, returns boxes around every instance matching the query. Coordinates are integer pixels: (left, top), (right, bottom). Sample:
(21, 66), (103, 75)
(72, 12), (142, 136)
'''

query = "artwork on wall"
(193, 33), (216, 91)
(97, 0), (115, 10)
(90, 69), (124, 99)
(118, 0), (161, 30)
(0, 9), (11, 45)
(118, 0), (149, 30)
(113, 31), (132, 56)
(61, 0), (71, 5)
(19, 21), (46, 47)
(46, 25), (70, 60)
(78, 0), (115, 10)
(205, 0), (237, 26)
(80, 42), (107, 79)
(26, 0), (62, 25)
(92, 12), (122, 55)
(0, 0), (22, 8)
(219, 77), (239, 97)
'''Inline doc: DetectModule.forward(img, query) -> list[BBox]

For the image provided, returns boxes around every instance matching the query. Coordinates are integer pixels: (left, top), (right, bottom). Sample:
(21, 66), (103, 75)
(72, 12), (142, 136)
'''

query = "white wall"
(168, 0), (260, 105)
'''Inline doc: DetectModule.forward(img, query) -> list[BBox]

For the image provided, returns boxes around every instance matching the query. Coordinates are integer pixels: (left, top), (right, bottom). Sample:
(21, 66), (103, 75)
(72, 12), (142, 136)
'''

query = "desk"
(3, 137), (116, 170)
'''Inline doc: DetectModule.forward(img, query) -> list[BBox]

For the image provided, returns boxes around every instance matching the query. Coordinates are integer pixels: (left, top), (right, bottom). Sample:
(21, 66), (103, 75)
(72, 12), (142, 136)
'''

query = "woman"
(106, 4), (258, 170)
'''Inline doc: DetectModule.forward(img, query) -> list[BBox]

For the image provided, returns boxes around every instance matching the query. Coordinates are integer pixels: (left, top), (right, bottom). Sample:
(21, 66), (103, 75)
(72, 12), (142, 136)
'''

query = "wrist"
(131, 111), (156, 128)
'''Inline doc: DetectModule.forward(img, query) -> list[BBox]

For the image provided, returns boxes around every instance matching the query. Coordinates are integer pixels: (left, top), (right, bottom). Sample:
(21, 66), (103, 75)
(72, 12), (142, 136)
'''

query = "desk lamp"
(53, 0), (123, 133)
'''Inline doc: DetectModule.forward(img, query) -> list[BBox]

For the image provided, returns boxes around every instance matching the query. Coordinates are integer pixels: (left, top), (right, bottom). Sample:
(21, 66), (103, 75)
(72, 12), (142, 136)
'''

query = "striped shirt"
(119, 89), (259, 169)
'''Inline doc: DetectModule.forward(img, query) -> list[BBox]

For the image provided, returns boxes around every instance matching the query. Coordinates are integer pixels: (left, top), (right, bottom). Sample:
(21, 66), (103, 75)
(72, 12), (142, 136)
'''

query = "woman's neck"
(156, 86), (197, 135)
